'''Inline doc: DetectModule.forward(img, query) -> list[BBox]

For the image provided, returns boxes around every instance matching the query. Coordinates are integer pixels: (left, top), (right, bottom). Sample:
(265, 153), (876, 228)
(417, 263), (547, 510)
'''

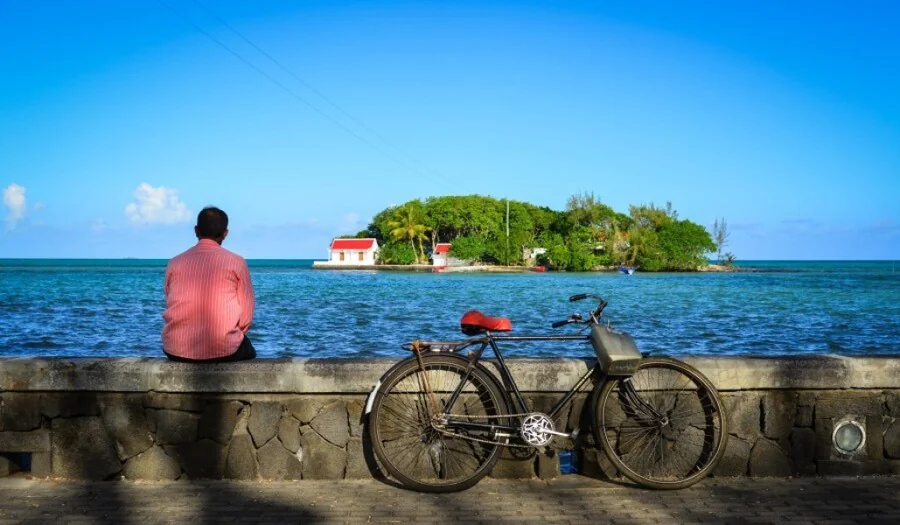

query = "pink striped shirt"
(162, 239), (255, 360)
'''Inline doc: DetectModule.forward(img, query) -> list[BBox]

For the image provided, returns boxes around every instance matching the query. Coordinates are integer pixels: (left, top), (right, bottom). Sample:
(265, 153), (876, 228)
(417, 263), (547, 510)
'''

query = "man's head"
(195, 206), (229, 244)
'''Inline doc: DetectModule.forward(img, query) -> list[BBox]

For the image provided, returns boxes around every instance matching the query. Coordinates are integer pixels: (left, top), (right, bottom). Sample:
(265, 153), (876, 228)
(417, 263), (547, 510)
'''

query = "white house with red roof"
(324, 238), (379, 265)
(431, 243), (452, 267)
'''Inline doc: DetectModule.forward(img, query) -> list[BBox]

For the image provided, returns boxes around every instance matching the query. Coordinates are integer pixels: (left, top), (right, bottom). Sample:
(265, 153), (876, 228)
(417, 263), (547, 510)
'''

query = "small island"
(314, 192), (736, 272)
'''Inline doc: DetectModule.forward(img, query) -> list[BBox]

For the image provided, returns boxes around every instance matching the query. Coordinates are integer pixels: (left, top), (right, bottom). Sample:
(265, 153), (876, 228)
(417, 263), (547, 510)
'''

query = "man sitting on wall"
(162, 206), (256, 362)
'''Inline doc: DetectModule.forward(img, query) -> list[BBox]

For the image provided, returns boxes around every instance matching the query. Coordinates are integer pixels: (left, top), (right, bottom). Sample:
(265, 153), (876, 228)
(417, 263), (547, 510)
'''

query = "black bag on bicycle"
(591, 324), (641, 376)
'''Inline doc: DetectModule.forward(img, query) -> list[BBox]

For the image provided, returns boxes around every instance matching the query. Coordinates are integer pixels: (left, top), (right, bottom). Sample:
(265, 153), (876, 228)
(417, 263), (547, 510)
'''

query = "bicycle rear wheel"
(369, 354), (507, 493)
(593, 357), (728, 490)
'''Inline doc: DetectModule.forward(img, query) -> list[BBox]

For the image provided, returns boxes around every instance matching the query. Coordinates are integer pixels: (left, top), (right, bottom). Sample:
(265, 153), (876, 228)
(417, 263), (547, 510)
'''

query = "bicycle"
(365, 293), (728, 493)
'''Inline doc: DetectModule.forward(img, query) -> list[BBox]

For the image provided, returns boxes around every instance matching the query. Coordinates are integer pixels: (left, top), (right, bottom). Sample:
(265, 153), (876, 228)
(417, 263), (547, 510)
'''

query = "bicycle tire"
(592, 357), (728, 490)
(369, 354), (507, 493)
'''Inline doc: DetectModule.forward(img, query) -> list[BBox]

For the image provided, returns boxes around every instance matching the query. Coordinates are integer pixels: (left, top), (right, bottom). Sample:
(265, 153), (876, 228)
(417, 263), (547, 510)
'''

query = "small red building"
(432, 243), (452, 267)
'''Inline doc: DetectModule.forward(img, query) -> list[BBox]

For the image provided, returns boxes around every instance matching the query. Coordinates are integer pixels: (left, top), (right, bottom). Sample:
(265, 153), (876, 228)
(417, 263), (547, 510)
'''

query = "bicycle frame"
(418, 331), (606, 438)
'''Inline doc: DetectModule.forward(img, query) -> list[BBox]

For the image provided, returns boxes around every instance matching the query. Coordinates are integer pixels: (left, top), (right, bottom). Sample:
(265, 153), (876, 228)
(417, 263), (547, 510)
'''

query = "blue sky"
(1, 0), (898, 259)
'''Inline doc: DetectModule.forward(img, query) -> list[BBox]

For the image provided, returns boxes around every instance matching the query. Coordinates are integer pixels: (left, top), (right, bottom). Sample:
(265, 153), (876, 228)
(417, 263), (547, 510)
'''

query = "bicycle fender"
(364, 379), (381, 415)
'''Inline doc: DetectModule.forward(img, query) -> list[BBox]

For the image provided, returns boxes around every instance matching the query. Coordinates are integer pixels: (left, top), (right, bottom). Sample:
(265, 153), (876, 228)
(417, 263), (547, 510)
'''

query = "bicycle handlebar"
(568, 293), (589, 302)
(551, 319), (570, 328)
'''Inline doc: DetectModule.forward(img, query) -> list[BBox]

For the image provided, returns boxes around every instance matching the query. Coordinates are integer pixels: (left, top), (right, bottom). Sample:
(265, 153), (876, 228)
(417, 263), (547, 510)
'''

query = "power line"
(155, 0), (455, 191)
(190, 0), (457, 189)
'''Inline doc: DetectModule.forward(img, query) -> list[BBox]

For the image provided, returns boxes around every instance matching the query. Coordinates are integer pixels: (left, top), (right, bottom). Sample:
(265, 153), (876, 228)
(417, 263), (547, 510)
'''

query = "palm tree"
(387, 205), (429, 263)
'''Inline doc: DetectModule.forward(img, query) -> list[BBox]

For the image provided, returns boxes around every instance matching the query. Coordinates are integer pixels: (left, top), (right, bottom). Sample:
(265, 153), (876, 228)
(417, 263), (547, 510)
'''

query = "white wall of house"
(432, 253), (449, 266)
(324, 240), (379, 265)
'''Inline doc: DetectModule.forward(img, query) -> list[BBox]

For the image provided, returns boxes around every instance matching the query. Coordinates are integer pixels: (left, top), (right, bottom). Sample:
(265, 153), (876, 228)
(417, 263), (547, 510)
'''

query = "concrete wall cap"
(1, 355), (899, 393)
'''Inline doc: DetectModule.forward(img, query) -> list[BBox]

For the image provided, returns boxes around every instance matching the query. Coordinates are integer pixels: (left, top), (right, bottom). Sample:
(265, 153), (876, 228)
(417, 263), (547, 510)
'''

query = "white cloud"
(124, 183), (191, 225)
(3, 183), (26, 230)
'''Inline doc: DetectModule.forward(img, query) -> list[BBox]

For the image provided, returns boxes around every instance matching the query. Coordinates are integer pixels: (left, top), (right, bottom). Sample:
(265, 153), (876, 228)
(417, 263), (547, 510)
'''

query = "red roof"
(330, 238), (376, 250)
(434, 243), (452, 254)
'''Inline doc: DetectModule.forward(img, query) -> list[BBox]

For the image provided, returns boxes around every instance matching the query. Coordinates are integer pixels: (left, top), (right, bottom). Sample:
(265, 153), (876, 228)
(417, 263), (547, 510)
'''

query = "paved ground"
(1, 475), (899, 524)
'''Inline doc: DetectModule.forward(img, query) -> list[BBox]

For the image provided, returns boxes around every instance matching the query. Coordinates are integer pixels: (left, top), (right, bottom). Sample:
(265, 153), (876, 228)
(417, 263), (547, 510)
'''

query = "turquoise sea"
(1, 259), (898, 358)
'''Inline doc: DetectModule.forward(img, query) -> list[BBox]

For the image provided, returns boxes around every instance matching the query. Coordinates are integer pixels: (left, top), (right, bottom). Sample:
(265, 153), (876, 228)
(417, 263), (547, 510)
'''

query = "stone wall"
(1, 356), (899, 480)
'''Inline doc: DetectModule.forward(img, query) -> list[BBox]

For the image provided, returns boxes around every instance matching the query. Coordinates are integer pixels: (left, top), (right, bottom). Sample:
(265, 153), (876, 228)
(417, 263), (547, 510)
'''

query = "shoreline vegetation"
(327, 193), (737, 272)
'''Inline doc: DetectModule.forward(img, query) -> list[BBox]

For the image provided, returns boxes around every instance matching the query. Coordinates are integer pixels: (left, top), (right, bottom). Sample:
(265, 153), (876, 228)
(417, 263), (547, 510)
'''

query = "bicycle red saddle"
(460, 310), (513, 335)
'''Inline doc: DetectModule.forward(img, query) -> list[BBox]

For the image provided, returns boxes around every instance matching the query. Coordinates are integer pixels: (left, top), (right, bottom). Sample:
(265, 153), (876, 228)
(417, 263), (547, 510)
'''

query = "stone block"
(101, 396), (154, 461)
(527, 395), (568, 433)
(580, 447), (616, 480)
(884, 420), (900, 459)
(0, 430), (51, 452)
(815, 418), (835, 459)
(790, 428), (816, 472)
(796, 405), (814, 428)
(887, 460), (900, 474)
(51, 417), (121, 480)
(713, 436), (751, 477)
(123, 446), (181, 481)
(300, 429), (346, 479)
(165, 440), (227, 479)
(817, 459), (866, 476)
(198, 400), (244, 445)
(566, 393), (591, 434)
(749, 438), (792, 477)
(815, 392), (883, 419)
(491, 449), (535, 479)
(722, 393), (761, 440)
(0, 456), (10, 476)
(248, 402), (282, 448)
(345, 439), (371, 479)
(866, 416), (884, 459)
(224, 433), (258, 480)
(536, 450), (559, 479)
(762, 391), (797, 439)
(286, 398), (323, 424)
(155, 410), (199, 445)
(145, 392), (203, 412)
(347, 400), (364, 438)
(886, 392), (900, 417)
(310, 401), (349, 448)
(277, 416), (301, 453)
(40, 393), (101, 418)
(257, 439), (302, 480)
(0, 393), (41, 431)
(31, 452), (51, 477)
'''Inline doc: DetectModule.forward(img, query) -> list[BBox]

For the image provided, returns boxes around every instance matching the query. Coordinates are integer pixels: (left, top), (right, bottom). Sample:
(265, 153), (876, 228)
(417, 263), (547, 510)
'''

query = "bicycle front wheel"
(593, 357), (728, 490)
(369, 354), (507, 493)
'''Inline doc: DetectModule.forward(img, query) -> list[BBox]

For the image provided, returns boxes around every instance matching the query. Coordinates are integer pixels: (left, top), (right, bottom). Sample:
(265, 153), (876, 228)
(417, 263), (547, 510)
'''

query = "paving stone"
(749, 439), (793, 477)
(123, 446), (181, 481)
(50, 417), (121, 480)
(285, 399), (322, 424)
(277, 416), (301, 453)
(257, 439), (302, 480)
(154, 409), (199, 445)
(164, 439), (227, 479)
(198, 400), (244, 445)
(224, 433), (258, 480)
(300, 429), (346, 479)
(309, 401), (349, 448)
(248, 402), (282, 448)
(101, 396), (154, 461)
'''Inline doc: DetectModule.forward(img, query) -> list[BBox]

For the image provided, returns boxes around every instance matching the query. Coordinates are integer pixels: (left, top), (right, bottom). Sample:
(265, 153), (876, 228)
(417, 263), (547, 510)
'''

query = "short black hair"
(196, 206), (228, 238)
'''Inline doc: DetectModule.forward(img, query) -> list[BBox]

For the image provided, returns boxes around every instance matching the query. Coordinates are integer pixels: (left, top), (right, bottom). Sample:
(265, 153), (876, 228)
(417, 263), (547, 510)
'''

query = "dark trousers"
(165, 335), (257, 363)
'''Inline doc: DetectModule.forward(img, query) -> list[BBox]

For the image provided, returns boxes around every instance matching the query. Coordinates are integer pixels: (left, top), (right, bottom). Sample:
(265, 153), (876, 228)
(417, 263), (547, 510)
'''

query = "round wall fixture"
(832, 418), (866, 455)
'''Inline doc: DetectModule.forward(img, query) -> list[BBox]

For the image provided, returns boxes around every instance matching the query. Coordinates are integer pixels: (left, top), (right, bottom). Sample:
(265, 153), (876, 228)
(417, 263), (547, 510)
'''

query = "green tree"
(387, 204), (429, 263)
(711, 217), (730, 264)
